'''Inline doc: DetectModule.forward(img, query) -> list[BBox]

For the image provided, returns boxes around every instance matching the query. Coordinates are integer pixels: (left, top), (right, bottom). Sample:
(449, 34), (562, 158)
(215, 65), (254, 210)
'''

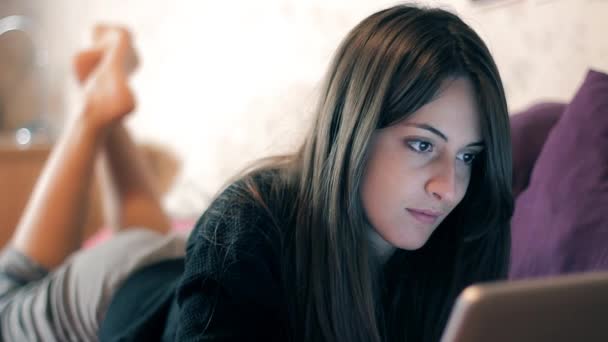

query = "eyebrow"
(403, 123), (485, 147)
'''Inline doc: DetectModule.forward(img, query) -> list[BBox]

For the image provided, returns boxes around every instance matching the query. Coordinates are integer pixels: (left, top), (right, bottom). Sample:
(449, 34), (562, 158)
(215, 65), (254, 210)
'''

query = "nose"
(425, 158), (458, 204)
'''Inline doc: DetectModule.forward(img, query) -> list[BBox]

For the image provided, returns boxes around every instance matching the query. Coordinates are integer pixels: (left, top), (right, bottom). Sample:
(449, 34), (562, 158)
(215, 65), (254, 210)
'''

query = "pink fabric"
(82, 219), (195, 248)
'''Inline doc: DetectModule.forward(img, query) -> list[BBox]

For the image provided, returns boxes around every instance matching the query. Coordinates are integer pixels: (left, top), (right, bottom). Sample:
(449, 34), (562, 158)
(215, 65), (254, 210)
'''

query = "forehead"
(400, 77), (481, 142)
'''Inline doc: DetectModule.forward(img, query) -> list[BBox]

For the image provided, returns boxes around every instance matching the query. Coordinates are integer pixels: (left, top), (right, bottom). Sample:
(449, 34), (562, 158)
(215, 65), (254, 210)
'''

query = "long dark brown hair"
(225, 4), (513, 342)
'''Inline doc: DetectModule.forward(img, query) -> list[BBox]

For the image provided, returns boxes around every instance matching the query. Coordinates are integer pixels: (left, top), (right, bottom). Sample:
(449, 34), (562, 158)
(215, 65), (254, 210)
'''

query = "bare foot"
(75, 25), (140, 130)
(73, 25), (139, 83)
(73, 48), (103, 84)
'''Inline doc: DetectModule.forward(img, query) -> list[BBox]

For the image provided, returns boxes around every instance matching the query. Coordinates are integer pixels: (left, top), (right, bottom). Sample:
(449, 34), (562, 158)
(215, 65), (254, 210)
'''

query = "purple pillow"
(510, 70), (608, 280)
(510, 102), (565, 198)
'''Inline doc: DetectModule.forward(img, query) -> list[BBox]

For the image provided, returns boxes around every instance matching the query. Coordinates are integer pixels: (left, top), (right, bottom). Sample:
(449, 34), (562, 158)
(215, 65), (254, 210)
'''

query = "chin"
(393, 235), (431, 251)
(392, 228), (435, 251)
(401, 240), (429, 251)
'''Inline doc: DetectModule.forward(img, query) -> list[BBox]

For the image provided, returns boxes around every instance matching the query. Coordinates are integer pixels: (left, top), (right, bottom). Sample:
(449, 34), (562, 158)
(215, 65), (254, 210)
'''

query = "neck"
(368, 228), (396, 266)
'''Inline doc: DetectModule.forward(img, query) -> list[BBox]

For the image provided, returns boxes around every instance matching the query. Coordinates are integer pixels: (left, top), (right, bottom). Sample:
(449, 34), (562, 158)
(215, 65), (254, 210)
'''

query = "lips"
(406, 208), (442, 224)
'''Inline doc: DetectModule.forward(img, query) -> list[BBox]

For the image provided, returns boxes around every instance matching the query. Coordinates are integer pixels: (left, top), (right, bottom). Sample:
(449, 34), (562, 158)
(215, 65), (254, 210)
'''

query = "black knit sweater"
(99, 175), (289, 341)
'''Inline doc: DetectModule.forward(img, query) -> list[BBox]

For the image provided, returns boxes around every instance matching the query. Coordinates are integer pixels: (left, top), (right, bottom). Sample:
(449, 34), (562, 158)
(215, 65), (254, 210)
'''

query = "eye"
(457, 152), (478, 165)
(407, 139), (434, 153)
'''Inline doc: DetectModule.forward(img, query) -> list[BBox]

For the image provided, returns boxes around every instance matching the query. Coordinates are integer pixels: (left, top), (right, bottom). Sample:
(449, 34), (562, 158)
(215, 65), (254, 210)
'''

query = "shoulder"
(173, 170), (292, 340)
(187, 170), (285, 255)
(181, 169), (288, 299)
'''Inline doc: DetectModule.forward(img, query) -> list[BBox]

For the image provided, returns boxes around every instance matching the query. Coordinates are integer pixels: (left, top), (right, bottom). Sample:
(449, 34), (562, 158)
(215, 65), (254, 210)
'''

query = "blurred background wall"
(1, 0), (606, 218)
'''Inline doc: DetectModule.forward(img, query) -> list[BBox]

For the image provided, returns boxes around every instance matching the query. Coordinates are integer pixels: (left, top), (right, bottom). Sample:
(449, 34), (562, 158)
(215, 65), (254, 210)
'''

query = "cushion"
(510, 102), (565, 198)
(510, 69), (608, 279)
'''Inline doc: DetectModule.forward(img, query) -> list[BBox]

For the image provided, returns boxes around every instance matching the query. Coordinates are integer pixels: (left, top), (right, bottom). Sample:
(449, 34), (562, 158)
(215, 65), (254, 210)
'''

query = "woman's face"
(361, 77), (483, 254)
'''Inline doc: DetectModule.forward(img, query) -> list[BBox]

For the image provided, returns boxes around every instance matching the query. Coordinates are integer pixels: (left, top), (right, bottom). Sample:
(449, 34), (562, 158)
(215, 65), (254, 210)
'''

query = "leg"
(103, 124), (172, 234)
(10, 26), (137, 270)
(76, 27), (171, 235)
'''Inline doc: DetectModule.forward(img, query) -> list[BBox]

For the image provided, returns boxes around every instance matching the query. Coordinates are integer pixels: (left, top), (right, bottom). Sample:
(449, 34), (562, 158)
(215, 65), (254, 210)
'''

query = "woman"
(1, 4), (513, 342)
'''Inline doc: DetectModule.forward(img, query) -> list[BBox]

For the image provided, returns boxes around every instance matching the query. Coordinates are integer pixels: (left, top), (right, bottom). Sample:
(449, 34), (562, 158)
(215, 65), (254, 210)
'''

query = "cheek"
(454, 167), (473, 203)
(361, 153), (407, 225)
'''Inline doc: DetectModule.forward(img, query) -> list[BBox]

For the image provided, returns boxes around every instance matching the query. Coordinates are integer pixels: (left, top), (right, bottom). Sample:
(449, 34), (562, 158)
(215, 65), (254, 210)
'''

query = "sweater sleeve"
(173, 180), (286, 341)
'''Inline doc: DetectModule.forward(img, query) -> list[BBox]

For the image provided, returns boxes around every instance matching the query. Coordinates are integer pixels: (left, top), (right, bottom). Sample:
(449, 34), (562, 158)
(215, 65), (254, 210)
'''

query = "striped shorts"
(0, 229), (187, 341)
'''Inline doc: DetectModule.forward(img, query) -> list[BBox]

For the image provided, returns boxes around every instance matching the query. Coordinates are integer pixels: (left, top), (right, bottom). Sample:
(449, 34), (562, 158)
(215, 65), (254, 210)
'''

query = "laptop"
(441, 271), (608, 342)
